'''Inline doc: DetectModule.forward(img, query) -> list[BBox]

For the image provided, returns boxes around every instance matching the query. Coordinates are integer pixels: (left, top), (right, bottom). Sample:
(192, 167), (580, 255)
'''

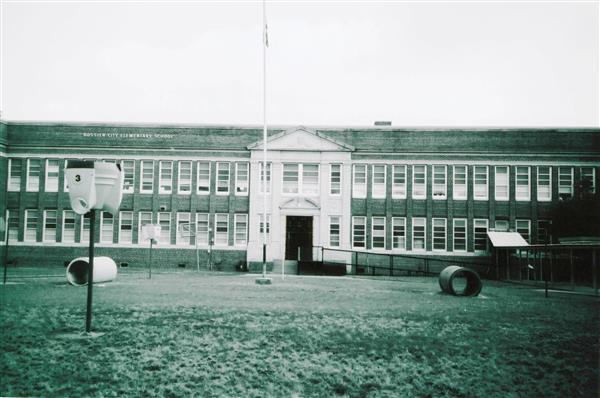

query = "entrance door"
(285, 216), (313, 261)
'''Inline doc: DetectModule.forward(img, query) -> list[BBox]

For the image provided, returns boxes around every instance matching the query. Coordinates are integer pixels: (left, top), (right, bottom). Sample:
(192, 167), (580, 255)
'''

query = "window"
(282, 164), (299, 194)
(412, 218), (426, 250)
(8, 159), (22, 191)
(138, 212), (153, 244)
(44, 159), (60, 192)
(432, 166), (447, 199)
(372, 165), (386, 198)
(453, 219), (467, 251)
(352, 216), (366, 248)
(537, 166), (551, 201)
(140, 161), (154, 193)
(473, 166), (488, 200)
(64, 160), (70, 192)
(159, 161), (173, 194)
(515, 166), (530, 201)
(258, 213), (271, 243)
(372, 217), (386, 249)
(27, 159), (41, 192)
(235, 163), (249, 195)
(43, 210), (57, 242)
(453, 166), (467, 200)
(80, 213), (91, 243)
(214, 213), (229, 246)
(537, 220), (551, 244)
(495, 166), (509, 201)
(392, 165), (407, 199)
(260, 163), (271, 194)
(580, 167), (596, 194)
(558, 167), (573, 200)
(302, 164), (319, 195)
(494, 220), (509, 232)
(197, 162), (211, 194)
(121, 160), (135, 193)
(176, 212), (191, 245)
(473, 219), (488, 252)
(158, 212), (171, 244)
(119, 211), (133, 244)
(7, 210), (19, 242)
(352, 164), (367, 198)
(196, 213), (209, 245)
(62, 210), (76, 243)
(100, 212), (114, 243)
(412, 165), (426, 199)
(432, 218), (446, 251)
(24, 210), (38, 242)
(217, 162), (230, 194)
(392, 217), (406, 250)
(234, 214), (248, 245)
(330, 164), (342, 195)
(329, 216), (341, 247)
(178, 161), (192, 194)
(516, 219), (530, 243)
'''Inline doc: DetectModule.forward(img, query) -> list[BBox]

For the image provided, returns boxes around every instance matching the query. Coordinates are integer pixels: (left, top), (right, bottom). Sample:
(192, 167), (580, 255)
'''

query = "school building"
(0, 120), (598, 272)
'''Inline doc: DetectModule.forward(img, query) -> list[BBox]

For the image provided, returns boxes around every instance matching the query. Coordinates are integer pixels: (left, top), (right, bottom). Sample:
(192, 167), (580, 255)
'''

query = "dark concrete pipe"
(438, 266), (482, 297)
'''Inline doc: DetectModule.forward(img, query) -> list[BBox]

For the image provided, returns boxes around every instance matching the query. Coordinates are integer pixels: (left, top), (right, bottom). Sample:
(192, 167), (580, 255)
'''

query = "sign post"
(142, 224), (161, 279)
(85, 210), (95, 333)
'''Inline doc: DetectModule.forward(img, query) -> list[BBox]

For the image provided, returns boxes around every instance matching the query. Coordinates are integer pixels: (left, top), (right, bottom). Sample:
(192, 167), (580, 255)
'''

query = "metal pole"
(148, 238), (153, 279)
(593, 249), (597, 295)
(3, 232), (8, 285)
(570, 249), (574, 290)
(518, 249), (522, 281)
(195, 233), (199, 272)
(506, 249), (510, 280)
(85, 210), (96, 333)
(261, 0), (268, 281)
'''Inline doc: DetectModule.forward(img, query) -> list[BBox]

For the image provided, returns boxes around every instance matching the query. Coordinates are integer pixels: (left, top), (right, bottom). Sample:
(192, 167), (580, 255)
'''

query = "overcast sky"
(1, 1), (598, 127)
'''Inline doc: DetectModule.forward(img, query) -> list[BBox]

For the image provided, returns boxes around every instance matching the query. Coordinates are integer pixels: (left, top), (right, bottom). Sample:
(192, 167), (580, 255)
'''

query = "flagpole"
(261, 0), (268, 281)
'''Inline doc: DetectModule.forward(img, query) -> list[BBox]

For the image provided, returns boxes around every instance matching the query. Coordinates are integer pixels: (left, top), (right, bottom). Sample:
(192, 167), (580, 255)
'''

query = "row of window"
(351, 165), (596, 201)
(4, 210), (249, 247)
(347, 216), (547, 252)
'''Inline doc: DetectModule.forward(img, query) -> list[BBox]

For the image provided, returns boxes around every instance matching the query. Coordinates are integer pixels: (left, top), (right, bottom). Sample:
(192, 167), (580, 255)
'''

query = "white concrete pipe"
(438, 265), (482, 297)
(66, 257), (118, 286)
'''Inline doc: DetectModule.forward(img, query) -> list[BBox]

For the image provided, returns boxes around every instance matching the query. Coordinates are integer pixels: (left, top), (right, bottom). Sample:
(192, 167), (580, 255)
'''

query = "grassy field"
(1, 268), (598, 398)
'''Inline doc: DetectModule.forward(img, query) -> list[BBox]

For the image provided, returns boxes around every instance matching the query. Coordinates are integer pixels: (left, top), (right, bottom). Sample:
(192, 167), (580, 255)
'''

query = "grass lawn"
(1, 269), (599, 397)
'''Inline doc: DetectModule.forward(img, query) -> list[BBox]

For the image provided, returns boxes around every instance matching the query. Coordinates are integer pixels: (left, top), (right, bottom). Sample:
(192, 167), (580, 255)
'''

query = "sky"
(1, 0), (598, 128)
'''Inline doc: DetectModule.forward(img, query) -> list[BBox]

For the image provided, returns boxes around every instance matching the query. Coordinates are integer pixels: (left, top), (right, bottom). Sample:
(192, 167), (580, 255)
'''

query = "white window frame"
(24, 209), (38, 242)
(44, 159), (60, 192)
(473, 166), (488, 201)
(536, 166), (552, 201)
(516, 219), (531, 243)
(234, 214), (248, 246)
(140, 160), (154, 194)
(177, 161), (192, 195)
(258, 213), (271, 243)
(412, 217), (426, 251)
(43, 210), (58, 242)
(371, 216), (386, 249)
(392, 217), (406, 250)
(176, 212), (192, 245)
(473, 219), (489, 252)
(392, 165), (407, 199)
(432, 165), (447, 200)
(26, 158), (41, 192)
(80, 213), (91, 243)
(372, 165), (386, 199)
(214, 213), (229, 246)
(7, 210), (19, 242)
(197, 162), (211, 194)
(158, 212), (171, 245)
(580, 167), (596, 194)
(494, 166), (509, 201)
(515, 166), (530, 201)
(352, 164), (367, 198)
(121, 160), (135, 194)
(453, 165), (467, 200)
(195, 213), (210, 245)
(352, 216), (366, 248)
(8, 158), (22, 192)
(159, 160), (173, 194)
(138, 211), (153, 244)
(235, 163), (249, 196)
(558, 167), (573, 200)
(216, 162), (230, 195)
(62, 210), (76, 243)
(283, 164), (300, 194)
(119, 211), (134, 244)
(100, 212), (114, 244)
(432, 218), (446, 251)
(260, 162), (272, 195)
(453, 218), (467, 252)
(494, 220), (509, 232)
(330, 164), (342, 196)
(329, 216), (341, 247)
(412, 165), (427, 199)
(302, 164), (320, 195)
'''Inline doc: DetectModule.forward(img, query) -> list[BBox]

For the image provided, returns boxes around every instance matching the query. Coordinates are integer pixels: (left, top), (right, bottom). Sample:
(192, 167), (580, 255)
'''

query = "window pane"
(178, 161), (192, 194)
(196, 213), (209, 245)
(329, 216), (340, 247)
(372, 217), (385, 248)
(8, 159), (22, 191)
(453, 166), (467, 200)
(141, 161), (154, 193)
(27, 159), (41, 191)
(392, 218), (406, 249)
(158, 212), (171, 244)
(432, 166), (446, 199)
(495, 166), (509, 201)
(558, 167), (573, 200)
(473, 219), (488, 251)
(197, 162), (211, 193)
(159, 161), (173, 193)
(62, 210), (76, 243)
(330, 164), (341, 195)
(260, 163), (271, 194)
(217, 163), (230, 194)
(235, 163), (249, 194)
(119, 211), (133, 244)
(515, 166), (530, 200)
(283, 164), (299, 193)
(453, 219), (466, 251)
(235, 214), (248, 245)
(537, 166), (551, 201)
(302, 164), (319, 195)
(138, 212), (153, 244)
(432, 218), (446, 250)
(372, 165), (386, 198)
(45, 159), (60, 192)
(353, 165), (367, 198)
(516, 219), (530, 243)
(392, 165), (407, 198)
(43, 210), (57, 242)
(473, 166), (488, 200)
(215, 213), (229, 245)
(412, 218), (426, 250)
(122, 160), (135, 193)
(7, 210), (20, 242)
(25, 210), (38, 242)
(412, 165), (426, 199)
(352, 217), (366, 248)
(176, 212), (191, 245)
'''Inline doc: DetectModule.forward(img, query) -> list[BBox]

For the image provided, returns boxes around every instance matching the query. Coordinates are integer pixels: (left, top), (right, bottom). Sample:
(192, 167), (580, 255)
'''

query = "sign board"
(142, 224), (161, 242)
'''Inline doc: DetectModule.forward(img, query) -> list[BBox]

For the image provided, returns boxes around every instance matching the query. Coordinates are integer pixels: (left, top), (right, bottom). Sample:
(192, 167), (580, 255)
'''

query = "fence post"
(389, 255), (393, 276)
(354, 251), (358, 275)
(570, 249), (574, 290)
(593, 249), (597, 295)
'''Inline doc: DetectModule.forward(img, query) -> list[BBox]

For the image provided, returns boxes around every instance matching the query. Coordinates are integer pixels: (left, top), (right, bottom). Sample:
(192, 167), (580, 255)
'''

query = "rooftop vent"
(374, 121), (392, 126)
